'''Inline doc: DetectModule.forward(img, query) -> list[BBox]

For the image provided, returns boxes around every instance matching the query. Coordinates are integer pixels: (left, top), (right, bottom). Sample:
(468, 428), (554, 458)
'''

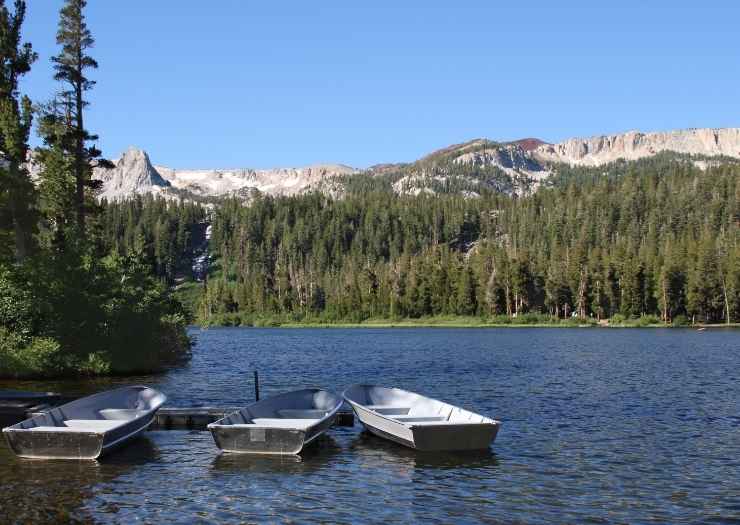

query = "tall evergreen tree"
(51, 0), (108, 235)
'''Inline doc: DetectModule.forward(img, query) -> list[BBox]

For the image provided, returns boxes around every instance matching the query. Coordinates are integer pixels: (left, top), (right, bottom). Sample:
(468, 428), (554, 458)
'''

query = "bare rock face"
(92, 147), (357, 200)
(94, 147), (170, 201)
(153, 164), (356, 198)
(534, 128), (740, 166)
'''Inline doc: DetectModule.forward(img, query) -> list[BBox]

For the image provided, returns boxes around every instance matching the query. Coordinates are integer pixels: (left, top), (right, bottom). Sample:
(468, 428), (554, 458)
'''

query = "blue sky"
(20, 1), (740, 169)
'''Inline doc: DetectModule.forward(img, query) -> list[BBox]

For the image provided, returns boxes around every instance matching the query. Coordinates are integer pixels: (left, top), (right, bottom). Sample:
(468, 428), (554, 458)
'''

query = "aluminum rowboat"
(208, 388), (342, 455)
(2, 385), (166, 460)
(344, 384), (500, 451)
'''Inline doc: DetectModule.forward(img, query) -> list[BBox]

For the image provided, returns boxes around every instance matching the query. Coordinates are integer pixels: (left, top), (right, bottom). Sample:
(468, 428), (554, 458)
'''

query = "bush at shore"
(0, 255), (191, 379)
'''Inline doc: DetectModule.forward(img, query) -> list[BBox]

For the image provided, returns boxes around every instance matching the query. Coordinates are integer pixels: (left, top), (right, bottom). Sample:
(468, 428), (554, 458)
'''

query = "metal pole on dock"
(254, 370), (260, 401)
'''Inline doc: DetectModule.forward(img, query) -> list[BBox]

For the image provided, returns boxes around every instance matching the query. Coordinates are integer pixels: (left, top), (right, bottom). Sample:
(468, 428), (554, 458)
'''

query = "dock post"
(254, 370), (260, 401)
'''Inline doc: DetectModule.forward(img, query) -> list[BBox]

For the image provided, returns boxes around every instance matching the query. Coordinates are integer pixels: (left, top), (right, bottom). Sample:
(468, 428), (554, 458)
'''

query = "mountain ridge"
(92, 127), (740, 200)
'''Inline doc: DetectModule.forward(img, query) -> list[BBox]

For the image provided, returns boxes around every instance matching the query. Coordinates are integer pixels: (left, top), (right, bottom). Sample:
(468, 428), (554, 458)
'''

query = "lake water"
(1, 328), (739, 524)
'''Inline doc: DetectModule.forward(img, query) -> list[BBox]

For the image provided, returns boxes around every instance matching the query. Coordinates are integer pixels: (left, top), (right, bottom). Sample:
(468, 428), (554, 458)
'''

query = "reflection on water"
(211, 435), (342, 474)
(1, 327), (740, 523)
(0, 436), (159, 523)
(351, 430), (500, 470)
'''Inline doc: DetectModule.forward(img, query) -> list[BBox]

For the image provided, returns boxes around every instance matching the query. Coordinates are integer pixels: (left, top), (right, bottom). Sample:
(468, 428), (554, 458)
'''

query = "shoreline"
(196, 319), (740, 329)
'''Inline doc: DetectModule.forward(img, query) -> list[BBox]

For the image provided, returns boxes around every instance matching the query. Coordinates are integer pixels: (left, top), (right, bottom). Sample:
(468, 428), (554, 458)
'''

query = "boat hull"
(211, 425), (308, 455)
(410, 422), (499, 451)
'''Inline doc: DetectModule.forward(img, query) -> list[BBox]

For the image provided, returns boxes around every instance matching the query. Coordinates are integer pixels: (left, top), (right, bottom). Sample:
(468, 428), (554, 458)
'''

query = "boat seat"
(64, 419), (125, 431)
(392, 416), (448, 423)
(366, 406), (411, 415)
(276, 409), (328, 419)
(98, 409), (145, 420)
(29, 420), (123, 432)
(248, 418), (320, 429)
(402, 420), (459, 426)
(28, 426), (84, 432)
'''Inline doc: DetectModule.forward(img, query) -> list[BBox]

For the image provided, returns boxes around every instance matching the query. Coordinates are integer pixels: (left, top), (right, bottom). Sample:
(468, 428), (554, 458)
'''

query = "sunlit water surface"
(1, 328), (739, 524)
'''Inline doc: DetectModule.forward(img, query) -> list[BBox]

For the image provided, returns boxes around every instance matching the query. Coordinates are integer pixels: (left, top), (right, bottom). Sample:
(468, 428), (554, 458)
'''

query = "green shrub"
(0, 251), (192, 378)
(672, 314), (690, 327)
(610, 314), (627, 325)
(635, 314), (661, 327)
(0, 328), (62, 378)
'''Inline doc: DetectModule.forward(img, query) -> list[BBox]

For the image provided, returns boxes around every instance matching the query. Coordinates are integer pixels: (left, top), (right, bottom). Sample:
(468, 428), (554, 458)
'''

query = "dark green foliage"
(99, 195), (207, 285)
(199, 156), (738, 325)
(0, 248), (191, 377)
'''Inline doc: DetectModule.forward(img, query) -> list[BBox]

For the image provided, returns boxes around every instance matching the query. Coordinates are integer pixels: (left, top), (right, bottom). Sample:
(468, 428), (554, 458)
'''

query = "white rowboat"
(343, 384), (500, 451)
(2, 385), (166, 460)
(208, 388), (342, 455)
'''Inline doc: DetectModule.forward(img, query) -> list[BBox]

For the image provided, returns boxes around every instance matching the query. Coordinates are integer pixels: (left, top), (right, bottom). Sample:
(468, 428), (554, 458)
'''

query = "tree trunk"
(10, 199), (27, 262)
(8, 164), (29, 262)
(505, 284), (511, 317)
(721, 276), (731, 325)
(576, 268), (587, 318)
(661, 277), (669, 324)
(75, 53), (86, 235)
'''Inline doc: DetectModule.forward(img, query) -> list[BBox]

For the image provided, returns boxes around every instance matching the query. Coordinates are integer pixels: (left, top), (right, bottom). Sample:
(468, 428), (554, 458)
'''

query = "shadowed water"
(1, 328), (739, 523)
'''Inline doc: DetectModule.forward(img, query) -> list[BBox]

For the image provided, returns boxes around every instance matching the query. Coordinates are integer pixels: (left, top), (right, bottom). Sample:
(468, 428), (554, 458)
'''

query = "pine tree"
(687, 237), (724, 324)
(455, 262), (477, 316)
(51, 0), (108, 236)
(35, 97), (77, 248)
(0, 0), (36, 261)
(657, 243), (687, 324)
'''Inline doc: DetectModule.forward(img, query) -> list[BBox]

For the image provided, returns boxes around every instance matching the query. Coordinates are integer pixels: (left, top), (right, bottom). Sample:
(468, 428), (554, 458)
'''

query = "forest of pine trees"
(100, 196), (207, 285)
(194, 154), (739, 326)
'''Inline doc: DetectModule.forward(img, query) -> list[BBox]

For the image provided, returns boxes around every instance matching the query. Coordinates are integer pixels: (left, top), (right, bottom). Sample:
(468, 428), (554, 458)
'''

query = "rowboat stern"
(3, 427), (105, 460)
(410, 420), (501, 451)
(208, 423), (308, 455)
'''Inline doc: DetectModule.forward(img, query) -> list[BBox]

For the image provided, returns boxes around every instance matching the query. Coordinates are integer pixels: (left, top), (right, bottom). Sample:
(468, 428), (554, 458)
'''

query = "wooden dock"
(151, 406), (354, 430)
(0, 391), (64, 428)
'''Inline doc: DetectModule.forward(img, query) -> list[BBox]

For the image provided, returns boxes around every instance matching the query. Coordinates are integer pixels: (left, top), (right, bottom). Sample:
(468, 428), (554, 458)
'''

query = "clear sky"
(19, 1), (740, 169)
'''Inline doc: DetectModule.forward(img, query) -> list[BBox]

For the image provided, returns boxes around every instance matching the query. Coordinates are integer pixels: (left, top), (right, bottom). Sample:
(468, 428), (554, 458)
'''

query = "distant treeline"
(196, 155), (738, 325)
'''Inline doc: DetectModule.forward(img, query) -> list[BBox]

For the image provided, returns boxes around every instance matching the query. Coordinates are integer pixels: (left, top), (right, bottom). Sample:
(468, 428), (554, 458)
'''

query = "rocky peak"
(95, 147), (170, 201)
(509, 138), (548, 151)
